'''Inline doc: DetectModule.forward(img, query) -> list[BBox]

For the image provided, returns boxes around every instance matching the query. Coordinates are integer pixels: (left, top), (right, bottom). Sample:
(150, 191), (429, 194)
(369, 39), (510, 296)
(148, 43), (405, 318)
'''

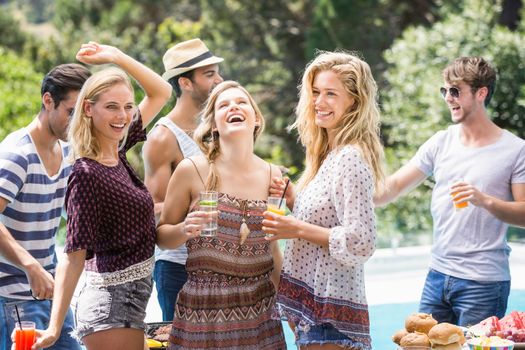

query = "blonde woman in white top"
(263, 51), (384, 350)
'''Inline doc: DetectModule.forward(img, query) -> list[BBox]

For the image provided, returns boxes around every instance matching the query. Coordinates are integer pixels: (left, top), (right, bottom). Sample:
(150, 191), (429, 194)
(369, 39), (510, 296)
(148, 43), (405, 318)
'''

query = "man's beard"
(194, 82), (220, 106)
(192, 89), (209, 106)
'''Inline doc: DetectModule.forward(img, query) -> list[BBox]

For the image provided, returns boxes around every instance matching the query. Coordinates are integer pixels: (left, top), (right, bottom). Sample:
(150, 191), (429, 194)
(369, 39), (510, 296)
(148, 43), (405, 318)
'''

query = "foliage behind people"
(379, 0), (525, 240)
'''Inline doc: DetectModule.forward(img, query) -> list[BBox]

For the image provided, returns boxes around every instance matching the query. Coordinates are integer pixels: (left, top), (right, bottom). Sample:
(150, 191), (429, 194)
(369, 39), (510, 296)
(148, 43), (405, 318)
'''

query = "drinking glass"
(15, 321), (36, 350)
(449, 179), (468, 210)
(266, 196), (286, 237)
(199, 191), (218, 236)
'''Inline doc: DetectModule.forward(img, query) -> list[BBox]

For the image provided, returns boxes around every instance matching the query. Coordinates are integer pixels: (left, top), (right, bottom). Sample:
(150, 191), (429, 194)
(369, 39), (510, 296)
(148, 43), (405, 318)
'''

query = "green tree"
(307, 0), (392, 70)
(199, 0), (315, 174)
(18, 0), (54, 23)
(0, 48), (42, 140)
(0, 4), (27, 53)
(378, 0), (525, 242)
(32, 1), (206, 175)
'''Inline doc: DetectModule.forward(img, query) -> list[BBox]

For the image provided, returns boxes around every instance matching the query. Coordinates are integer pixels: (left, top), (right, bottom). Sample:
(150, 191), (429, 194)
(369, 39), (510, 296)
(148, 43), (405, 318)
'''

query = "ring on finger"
(30, 289), (43, 301)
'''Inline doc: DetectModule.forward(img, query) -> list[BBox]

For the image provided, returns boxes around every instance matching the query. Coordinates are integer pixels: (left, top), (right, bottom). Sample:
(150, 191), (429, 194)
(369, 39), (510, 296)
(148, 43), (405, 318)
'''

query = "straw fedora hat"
(162, 39), (224, 81)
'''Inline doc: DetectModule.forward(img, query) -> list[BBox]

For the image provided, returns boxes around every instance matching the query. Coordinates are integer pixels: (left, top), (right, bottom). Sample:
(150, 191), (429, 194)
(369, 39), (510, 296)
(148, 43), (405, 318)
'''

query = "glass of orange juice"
(266, 196), (286, 237)
(15, 321), (36, 350)
(449, 180), (468, 210)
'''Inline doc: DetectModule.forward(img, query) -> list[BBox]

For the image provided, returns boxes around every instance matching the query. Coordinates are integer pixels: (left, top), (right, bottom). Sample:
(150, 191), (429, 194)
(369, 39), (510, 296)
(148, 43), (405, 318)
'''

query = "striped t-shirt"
(0, 128), (71, 299)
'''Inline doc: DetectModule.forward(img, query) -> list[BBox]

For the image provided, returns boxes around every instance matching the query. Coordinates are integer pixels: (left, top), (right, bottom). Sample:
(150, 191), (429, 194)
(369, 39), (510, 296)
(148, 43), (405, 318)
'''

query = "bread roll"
(428, 323), (464, 345)
(431, 342), (462, 350)
(400, 332), (431, 347)
(405, 313), (438, 334)
(392, 329), (409, 345)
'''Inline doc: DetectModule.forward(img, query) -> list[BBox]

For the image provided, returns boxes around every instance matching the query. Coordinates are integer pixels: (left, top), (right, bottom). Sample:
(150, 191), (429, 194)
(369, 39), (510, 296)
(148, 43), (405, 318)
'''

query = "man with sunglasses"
(0, 63), (90, 350)
(375, 57), (525, 326)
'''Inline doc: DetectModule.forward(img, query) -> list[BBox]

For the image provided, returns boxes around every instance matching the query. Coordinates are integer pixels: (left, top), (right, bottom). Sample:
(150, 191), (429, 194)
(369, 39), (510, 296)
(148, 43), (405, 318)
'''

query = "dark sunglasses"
(440, 86), (460, 99)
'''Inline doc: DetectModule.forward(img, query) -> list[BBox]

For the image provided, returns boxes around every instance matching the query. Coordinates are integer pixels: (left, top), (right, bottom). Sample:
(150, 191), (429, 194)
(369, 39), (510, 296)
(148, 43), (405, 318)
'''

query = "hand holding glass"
(15, 321), (36, 350)
(449, 180), (468, 210)
(199, 191), (218, 236)
(266, 197), (286, 237)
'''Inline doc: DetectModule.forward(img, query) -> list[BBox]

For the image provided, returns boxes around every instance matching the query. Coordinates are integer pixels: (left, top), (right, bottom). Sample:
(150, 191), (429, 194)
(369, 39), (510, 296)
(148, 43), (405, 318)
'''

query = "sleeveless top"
(149, 117), (202, 265)
(168, 161), (286, 350)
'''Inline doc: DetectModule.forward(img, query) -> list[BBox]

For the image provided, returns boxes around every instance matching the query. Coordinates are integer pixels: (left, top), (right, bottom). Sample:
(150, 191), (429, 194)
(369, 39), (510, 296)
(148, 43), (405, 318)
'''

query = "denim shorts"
(295, 322), (360, 349)
(419, 269), (510, 327)
(73, 275), (153, 341)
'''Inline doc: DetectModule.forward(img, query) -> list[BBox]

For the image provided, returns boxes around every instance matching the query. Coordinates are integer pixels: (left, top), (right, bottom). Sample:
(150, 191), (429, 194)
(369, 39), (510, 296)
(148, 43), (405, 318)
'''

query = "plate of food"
(391, 312), (467, 350)
(466, 336), (515, 349)
(146, 322), (171, 349)
(467, 311), (525, 345)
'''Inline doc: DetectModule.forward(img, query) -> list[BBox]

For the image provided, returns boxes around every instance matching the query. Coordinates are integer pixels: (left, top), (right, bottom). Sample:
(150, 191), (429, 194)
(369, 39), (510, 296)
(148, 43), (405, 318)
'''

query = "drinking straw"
(14, 304), (23, 329)
(279, 179), (290, 208)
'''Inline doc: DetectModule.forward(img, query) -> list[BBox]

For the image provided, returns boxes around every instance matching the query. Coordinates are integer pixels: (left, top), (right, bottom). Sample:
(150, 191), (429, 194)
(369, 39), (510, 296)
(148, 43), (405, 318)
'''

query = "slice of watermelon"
(469, 316), (500, 337)
(500, 311), (524, 331)
(516, 311), (525, 329)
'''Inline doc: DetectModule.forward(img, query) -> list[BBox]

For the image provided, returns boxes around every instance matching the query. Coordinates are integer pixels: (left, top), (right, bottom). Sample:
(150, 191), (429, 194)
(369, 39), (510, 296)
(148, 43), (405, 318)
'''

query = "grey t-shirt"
(410, 124), (525, 281)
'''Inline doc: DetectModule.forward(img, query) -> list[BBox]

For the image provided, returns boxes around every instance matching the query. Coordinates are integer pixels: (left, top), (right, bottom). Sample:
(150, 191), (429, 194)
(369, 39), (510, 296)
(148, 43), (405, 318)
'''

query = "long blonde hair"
(68, 67), (134, 162)
(291, 51), (385, 192)
(193, 80), (266, 191)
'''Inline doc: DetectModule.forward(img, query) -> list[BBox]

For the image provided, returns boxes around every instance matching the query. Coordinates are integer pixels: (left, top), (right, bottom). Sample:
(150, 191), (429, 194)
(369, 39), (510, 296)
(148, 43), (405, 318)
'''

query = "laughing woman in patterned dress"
(156, 80), (286, 350)
(262, 51), (385, 350)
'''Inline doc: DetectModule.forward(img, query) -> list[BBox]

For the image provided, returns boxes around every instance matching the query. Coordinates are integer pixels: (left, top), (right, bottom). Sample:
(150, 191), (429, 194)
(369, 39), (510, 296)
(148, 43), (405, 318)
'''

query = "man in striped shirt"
(0, 63), (90, 350)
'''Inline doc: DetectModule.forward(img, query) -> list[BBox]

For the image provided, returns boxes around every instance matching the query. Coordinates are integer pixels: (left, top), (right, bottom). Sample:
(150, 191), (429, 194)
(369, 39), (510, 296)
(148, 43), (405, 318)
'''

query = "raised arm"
(76, 41), (172, 128)
(374, 162), (427, 207)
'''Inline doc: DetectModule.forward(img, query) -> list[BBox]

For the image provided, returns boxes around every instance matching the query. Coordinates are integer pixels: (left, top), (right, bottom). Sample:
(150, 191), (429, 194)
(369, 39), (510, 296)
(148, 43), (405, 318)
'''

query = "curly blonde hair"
(193, 80), (265, 191)
(292, 50), (385, 191)
(68, 67), (134, 162)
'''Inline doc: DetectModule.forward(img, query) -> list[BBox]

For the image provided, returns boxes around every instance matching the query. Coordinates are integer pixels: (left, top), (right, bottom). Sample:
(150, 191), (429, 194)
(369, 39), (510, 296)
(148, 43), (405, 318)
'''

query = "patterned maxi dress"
(168, 193), (286, 350)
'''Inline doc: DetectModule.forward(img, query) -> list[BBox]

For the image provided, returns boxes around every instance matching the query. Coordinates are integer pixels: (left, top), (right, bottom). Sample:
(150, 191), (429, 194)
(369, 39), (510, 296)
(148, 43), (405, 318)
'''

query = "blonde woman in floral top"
(263, 51), (385, 350)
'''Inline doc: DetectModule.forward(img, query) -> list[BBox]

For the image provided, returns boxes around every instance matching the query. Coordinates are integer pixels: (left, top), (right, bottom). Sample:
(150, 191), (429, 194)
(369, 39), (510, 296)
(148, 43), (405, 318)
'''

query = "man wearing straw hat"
(0, 64), (90, 350)
(143, 38), (223, 321)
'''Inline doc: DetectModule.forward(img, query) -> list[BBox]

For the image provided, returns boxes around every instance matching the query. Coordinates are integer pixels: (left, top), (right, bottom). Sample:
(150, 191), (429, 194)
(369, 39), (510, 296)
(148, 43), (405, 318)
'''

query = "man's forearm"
(0, 224), (40, 270)
(482, 196), (525, 228)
